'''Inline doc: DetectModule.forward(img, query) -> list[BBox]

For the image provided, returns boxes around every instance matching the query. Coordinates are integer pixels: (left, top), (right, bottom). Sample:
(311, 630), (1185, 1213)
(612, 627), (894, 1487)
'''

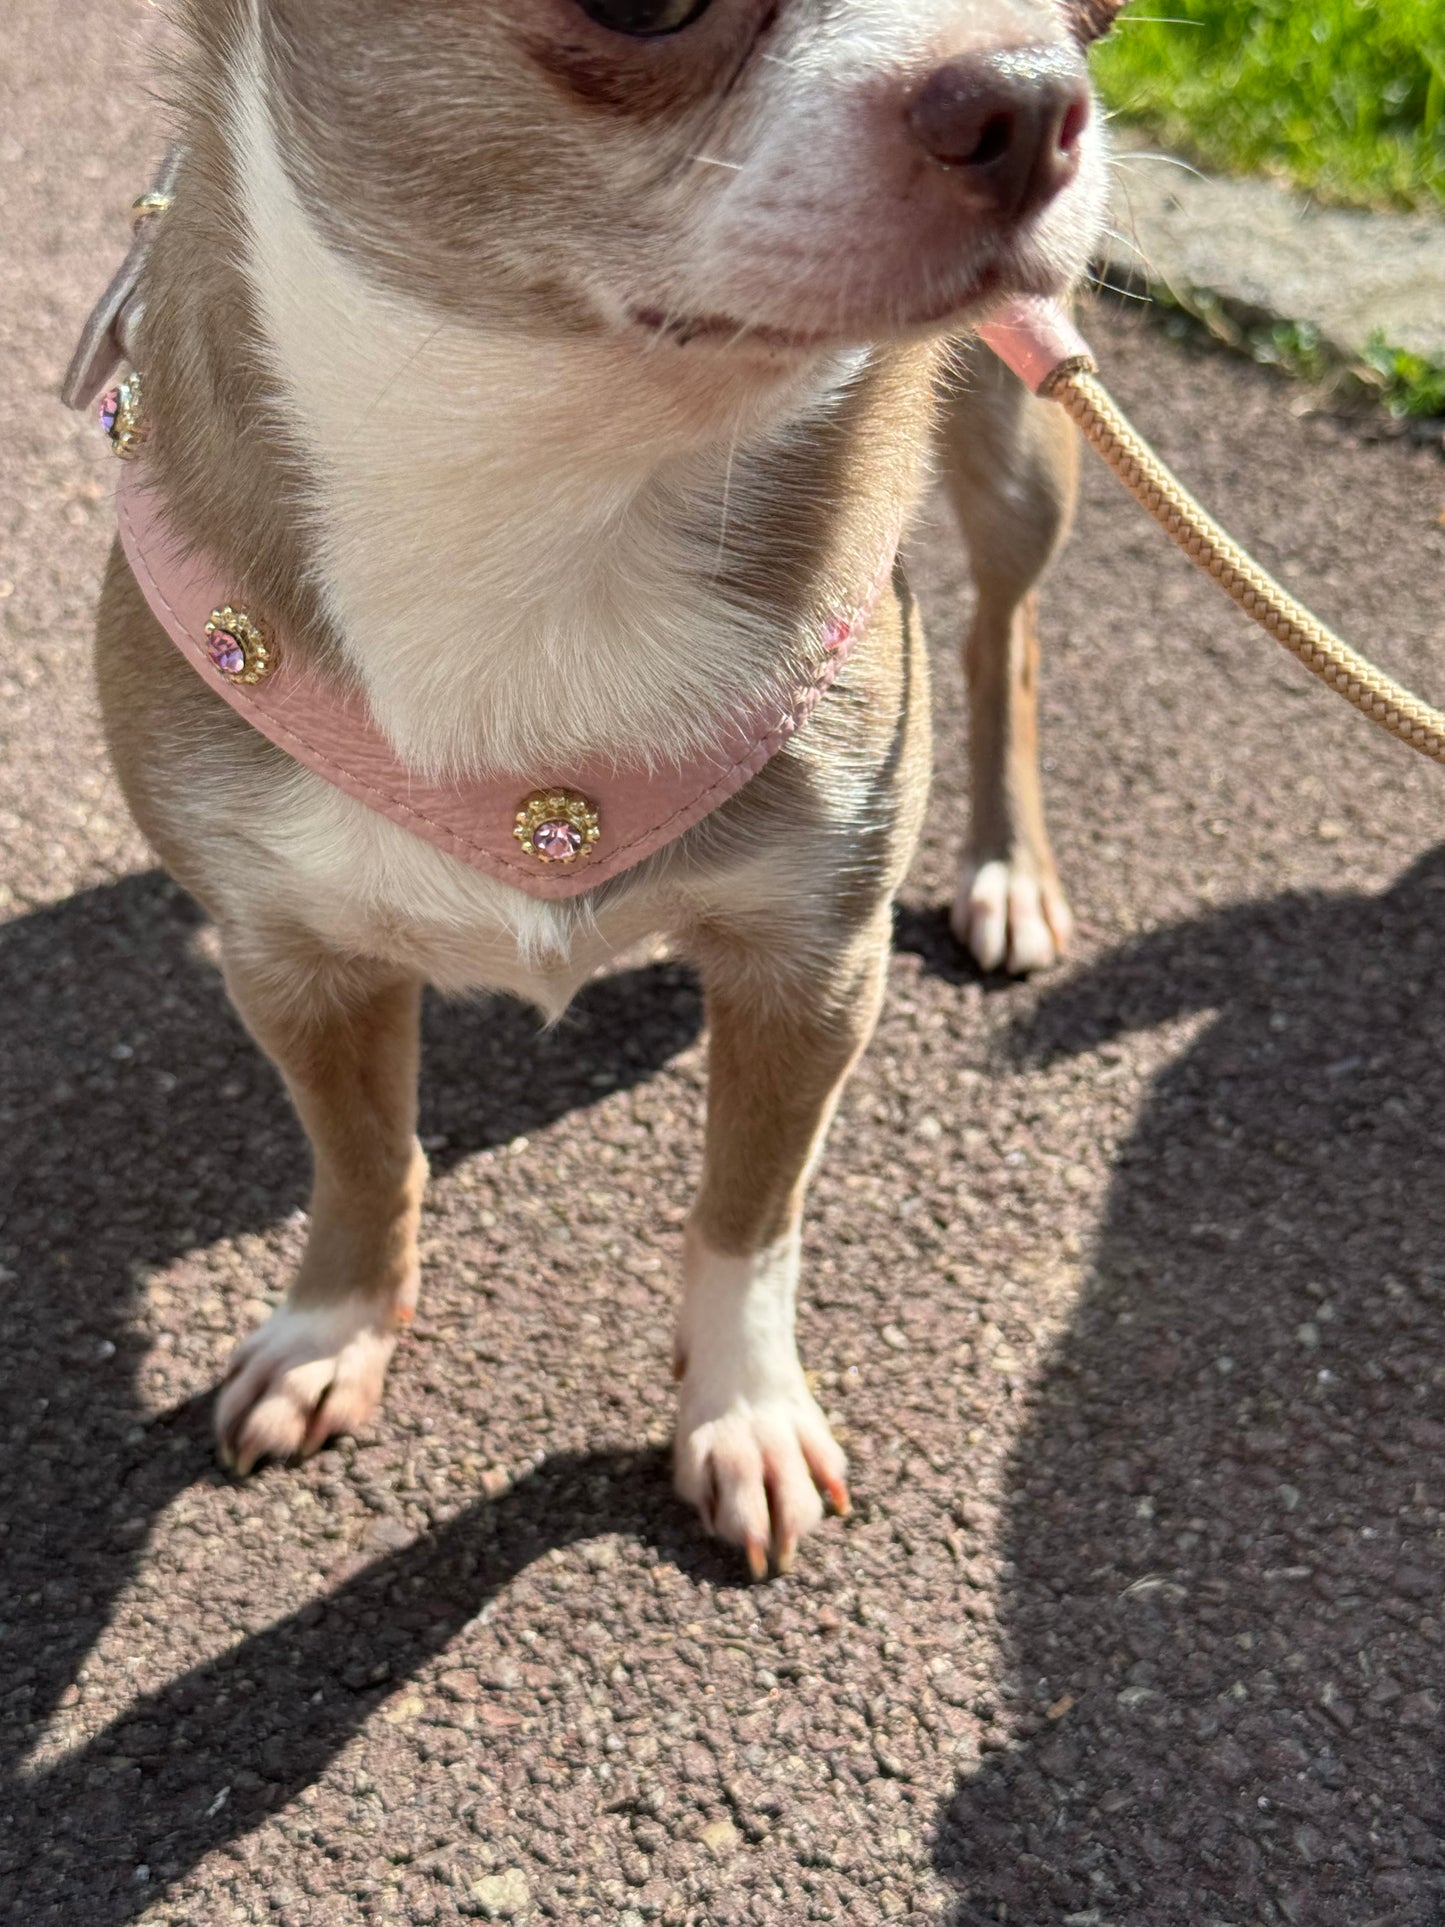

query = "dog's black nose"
(908, 46), (1091, 222)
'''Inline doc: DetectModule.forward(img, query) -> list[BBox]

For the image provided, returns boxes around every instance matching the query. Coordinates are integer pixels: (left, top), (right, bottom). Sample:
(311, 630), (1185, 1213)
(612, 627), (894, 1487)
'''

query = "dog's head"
(250, 0), (1115, 358)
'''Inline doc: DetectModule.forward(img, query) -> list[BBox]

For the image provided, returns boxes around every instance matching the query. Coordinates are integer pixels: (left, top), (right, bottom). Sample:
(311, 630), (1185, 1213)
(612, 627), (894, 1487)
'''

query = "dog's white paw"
(673, 1233), (848, 1578)
(675, 1372), (849, 1579)
(952, 854), (1073, 975)
(215, 1301), (400, 1476)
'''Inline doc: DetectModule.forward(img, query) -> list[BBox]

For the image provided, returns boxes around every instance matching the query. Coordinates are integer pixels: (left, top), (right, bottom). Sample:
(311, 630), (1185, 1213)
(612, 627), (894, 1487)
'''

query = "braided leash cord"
(1041, 360), (1445, 766)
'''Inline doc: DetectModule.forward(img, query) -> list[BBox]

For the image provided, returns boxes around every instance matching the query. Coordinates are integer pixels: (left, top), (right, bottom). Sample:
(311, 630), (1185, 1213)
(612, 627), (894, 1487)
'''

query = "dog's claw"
(302, 1383), (342, 1457)
(823, 1475), (851, 1519)
(218, 1413), (250, 1476)
(746, 1537), (770, 1583)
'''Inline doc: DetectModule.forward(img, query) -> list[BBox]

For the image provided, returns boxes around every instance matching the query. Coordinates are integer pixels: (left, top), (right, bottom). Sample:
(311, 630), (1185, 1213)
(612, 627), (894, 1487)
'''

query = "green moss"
(1361, 334), (1445, 415)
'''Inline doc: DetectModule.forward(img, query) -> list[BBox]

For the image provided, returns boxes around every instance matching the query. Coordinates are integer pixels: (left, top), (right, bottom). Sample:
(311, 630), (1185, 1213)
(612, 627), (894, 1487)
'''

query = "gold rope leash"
(980, 300), (1445, 768)
(1044, 363), (1445, 764)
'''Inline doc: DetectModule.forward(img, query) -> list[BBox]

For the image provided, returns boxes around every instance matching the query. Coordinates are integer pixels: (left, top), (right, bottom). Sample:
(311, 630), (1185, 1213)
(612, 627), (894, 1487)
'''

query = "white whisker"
(1085, 269), (1155, 304)
(1111, 150), (1211, 185)
(712, 430), (739, 582)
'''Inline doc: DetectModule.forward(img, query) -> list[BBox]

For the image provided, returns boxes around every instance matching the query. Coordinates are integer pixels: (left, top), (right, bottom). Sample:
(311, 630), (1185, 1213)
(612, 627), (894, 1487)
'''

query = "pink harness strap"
(116, 466), (894, 900)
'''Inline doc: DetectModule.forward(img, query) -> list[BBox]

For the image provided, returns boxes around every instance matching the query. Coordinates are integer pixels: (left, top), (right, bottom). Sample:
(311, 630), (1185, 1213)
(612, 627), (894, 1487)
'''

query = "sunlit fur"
(98, 0), (1105, 1568)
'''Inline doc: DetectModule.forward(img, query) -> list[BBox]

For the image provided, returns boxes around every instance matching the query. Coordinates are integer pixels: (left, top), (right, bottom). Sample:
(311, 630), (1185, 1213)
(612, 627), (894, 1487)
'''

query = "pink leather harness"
(115, 462), (895, 899)
(67, 153), (1082, 907)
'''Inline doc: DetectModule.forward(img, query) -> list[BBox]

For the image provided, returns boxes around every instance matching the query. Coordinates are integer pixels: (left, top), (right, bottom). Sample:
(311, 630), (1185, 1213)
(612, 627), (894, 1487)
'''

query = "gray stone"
(468, 1869), (531, 1919)
(1101, 149), (1445, 366)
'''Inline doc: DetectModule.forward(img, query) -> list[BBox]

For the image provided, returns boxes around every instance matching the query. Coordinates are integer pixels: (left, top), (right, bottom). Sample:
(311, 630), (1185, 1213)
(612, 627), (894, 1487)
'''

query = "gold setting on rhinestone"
(513, 789), (602, 866)
(130, 190), (175, 231)
(102, 372), (146, 461)
(204, 607), (276, 686)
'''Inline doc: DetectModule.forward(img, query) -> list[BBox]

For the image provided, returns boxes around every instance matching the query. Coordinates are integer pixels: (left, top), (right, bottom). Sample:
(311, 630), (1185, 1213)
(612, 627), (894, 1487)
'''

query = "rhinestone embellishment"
(514, 789), (602, 866)
(204, 607), (275, 686)
(100, 372), (146, 461)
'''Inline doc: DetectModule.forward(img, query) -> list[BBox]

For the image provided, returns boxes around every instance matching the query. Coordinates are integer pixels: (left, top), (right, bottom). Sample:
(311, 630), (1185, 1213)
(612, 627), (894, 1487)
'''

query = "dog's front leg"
(674, 914), (891, 1577)
(213, 943), (427, 1475)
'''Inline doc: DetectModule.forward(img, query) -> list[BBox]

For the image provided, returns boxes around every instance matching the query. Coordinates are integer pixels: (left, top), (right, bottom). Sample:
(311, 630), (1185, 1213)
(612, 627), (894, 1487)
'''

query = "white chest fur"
(232, 49), (849, 786)
(217, 45), (862, 1004)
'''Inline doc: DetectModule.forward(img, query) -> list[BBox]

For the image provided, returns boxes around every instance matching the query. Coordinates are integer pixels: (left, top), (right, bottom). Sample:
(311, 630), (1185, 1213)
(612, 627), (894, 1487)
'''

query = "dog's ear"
(1068, 0), (1128, 44)
(61, 147), (183, 413)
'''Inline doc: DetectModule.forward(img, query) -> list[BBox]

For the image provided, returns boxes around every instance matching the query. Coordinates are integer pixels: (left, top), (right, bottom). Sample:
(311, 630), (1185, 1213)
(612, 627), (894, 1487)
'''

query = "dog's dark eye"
(576, 0), (714, 36)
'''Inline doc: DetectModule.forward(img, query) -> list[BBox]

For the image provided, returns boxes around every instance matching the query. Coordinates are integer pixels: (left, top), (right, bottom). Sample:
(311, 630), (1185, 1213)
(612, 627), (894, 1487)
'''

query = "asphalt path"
(3, 5), (1444, 1923)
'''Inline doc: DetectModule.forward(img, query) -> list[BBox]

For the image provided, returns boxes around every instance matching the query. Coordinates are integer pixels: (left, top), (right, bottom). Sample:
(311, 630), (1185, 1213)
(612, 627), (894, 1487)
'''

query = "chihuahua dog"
(87, 0), (1115, 1577)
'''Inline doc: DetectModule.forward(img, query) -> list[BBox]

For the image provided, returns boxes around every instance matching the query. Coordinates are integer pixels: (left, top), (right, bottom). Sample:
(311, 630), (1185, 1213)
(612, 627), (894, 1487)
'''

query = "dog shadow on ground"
(0, 868), (709, 1922)
(933, 846), (1445, 1926)
(6, 856), (1444, 1922)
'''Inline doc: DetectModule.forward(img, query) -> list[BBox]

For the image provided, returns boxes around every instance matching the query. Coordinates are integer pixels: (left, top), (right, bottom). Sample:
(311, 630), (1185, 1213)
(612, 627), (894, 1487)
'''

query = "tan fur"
(940, 339), (1080, 972)
(215, 958), (428, 1474)
(96, 0), (1103, 1574)
(688, 596), (932, 1266)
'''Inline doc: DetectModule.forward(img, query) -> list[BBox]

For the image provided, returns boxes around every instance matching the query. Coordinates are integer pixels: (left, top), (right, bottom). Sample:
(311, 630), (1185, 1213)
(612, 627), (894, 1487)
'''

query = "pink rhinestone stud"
(203, 607), (275, 686)
(514, 789), (601, 866)
(205, 629), (247, 678)
(100, 372), (145, 460)
(532, 819), (584, 862)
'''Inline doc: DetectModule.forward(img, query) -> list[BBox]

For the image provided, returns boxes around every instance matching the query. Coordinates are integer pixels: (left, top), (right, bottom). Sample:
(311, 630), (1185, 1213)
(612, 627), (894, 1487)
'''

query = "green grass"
(1094, 0), (1445, 212)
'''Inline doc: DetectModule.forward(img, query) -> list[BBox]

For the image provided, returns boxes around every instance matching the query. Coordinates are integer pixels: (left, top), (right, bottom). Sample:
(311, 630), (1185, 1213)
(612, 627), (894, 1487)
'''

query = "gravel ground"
(3, 6), (1444, 1925)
